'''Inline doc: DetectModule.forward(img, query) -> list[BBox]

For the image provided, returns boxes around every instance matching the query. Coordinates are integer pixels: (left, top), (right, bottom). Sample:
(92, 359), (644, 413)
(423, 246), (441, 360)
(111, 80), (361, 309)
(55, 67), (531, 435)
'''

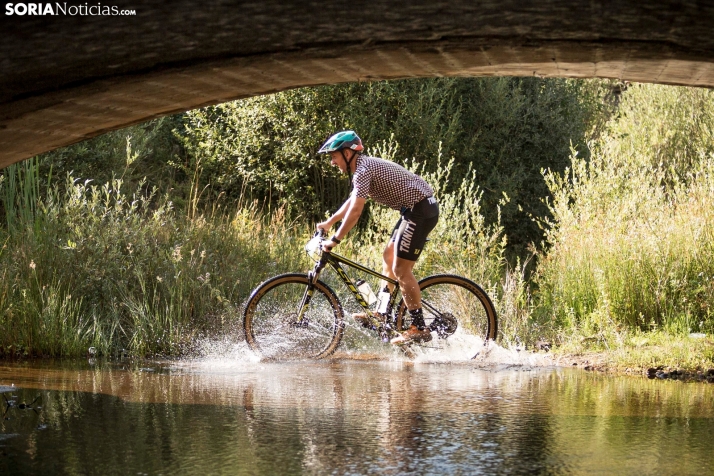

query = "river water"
(1, 353), (713, 475)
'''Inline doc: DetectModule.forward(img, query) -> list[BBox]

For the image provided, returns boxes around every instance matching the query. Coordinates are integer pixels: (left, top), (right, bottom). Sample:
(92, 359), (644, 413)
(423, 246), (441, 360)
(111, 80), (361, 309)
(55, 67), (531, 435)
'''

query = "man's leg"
(381, 241), (400, 293)
(383, 242), (429, 343)
(392, 256), (420, 310)
(382, 241), (396, 284)
(388, 208), (438, 344)
(382, 242), (421, 308)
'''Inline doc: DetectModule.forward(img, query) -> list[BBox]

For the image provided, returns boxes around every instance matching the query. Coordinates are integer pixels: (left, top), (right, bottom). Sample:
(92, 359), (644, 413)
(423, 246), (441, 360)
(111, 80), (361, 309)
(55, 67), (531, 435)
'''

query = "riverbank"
(550, 333), (714, 383)
(563, 358), (714, 383)
(2, 335), (712, 385)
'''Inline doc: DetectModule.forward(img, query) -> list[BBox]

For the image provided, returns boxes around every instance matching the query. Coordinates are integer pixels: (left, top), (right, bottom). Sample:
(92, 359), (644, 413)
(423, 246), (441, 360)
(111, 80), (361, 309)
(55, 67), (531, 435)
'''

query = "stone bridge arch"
(2, 0), (714, 167)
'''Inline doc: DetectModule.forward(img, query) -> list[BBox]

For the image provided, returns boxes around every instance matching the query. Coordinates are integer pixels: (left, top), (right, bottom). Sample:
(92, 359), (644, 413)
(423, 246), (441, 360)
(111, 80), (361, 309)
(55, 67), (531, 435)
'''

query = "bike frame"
(296, 247), (400, 325)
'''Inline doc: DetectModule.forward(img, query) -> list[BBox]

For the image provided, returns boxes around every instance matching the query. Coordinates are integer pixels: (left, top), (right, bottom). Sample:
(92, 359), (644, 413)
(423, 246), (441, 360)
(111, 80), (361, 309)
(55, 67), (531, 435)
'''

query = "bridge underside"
(2, 0), (714, 168)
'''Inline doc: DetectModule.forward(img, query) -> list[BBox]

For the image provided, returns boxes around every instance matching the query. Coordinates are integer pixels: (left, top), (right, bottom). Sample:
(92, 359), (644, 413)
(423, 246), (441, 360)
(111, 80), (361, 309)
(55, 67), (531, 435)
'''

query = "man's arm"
(319, 193), (366, 251)
(334, 194), (365, 241)
(316, 197), (351, 232)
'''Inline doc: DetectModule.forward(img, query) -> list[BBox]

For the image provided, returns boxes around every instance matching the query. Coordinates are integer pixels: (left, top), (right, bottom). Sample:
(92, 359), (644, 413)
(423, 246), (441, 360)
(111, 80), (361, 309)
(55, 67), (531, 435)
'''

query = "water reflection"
(1, 360), (713, 474)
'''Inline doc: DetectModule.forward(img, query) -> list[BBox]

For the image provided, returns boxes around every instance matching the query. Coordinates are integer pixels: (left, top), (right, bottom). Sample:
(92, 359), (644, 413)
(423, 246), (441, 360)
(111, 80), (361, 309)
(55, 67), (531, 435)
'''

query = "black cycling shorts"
(390, 196), (439, 261)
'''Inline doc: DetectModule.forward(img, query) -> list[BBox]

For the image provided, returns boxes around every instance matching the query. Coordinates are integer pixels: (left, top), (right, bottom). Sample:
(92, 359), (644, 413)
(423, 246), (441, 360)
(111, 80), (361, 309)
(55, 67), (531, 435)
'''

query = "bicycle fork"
(291, 262), (325, 328)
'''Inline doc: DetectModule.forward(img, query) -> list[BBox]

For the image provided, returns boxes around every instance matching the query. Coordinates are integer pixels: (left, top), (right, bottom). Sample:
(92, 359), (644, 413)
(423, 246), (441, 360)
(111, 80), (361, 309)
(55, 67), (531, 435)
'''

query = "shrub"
(179, 77), (607, 252)
(535, 84), (714, 344)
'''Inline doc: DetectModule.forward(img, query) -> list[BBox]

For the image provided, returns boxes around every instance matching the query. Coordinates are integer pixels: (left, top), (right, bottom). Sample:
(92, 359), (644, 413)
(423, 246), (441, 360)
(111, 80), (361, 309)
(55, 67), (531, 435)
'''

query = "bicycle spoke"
(244, 274), (344, 360)
(396, 275), (498, 357)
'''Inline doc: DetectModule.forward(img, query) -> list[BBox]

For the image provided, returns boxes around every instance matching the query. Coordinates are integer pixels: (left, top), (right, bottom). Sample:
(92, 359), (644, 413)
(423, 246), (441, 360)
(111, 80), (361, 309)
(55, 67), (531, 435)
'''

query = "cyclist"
(316, 130), (439, 344)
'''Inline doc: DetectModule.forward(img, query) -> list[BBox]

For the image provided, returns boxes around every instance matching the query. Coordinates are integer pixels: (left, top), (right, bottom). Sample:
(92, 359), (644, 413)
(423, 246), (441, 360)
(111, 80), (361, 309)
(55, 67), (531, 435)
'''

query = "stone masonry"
(2, 0), (714, 167)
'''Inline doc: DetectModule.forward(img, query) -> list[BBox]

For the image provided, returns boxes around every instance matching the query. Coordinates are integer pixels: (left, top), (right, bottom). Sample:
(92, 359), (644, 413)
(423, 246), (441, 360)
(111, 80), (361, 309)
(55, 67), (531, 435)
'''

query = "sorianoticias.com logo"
(5, 2), (137, 15)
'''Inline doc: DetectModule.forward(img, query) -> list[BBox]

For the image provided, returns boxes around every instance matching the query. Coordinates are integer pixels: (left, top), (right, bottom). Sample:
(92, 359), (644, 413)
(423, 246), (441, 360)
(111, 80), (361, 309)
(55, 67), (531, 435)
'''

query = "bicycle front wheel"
(243, 273), (344, 360)
(396, 274), (497, 343)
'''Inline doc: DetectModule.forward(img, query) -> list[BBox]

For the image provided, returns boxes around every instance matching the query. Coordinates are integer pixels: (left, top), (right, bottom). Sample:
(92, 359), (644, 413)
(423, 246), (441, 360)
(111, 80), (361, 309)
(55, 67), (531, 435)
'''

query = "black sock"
(409, 308), (426, 330)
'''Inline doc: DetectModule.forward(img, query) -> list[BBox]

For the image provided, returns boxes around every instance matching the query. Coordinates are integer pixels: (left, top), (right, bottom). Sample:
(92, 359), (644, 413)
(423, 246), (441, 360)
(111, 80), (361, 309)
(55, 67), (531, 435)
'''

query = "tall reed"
(534, 84), (714, 349)
(1, 156), (45, 233)
(0, 170), (305, 358)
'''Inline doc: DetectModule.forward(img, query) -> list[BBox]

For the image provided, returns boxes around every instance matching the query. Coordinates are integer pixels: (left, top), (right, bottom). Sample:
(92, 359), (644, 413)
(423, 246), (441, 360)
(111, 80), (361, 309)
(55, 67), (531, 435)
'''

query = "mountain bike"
(242, 231), (497, 360)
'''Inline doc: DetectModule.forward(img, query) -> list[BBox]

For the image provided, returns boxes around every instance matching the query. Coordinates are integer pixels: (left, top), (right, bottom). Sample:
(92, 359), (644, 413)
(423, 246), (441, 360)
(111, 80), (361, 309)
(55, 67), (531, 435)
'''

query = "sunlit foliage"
(535, 84), (714, 348)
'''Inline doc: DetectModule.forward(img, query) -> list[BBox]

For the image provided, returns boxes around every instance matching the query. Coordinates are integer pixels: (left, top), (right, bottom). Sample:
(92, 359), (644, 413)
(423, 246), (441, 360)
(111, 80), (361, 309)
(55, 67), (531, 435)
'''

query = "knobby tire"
(243, 273), (345, 360)
(396, 274), (498, 349)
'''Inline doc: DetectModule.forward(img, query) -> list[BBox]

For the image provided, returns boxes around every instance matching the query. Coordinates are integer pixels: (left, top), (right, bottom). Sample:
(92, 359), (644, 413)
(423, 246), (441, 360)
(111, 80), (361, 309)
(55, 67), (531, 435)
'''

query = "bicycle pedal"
(357, 319), (376, 330)
(390, 335), (414, 347)
(378, 325), (397, 343)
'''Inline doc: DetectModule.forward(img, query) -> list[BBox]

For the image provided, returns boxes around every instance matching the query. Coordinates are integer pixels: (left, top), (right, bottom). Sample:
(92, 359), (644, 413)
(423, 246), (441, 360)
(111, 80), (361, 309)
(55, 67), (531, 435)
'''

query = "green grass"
(0, 146), (527, 358)
(0, 170), (308, 358)
(531, 84), (714, 370)
(552, 330), (714, 372)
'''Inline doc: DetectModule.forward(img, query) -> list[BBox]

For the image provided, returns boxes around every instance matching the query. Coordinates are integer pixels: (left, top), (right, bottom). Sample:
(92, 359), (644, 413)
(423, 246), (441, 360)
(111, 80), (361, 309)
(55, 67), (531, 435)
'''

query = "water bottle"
(376, 286), (391, 314)
(356, 280), (377, 305)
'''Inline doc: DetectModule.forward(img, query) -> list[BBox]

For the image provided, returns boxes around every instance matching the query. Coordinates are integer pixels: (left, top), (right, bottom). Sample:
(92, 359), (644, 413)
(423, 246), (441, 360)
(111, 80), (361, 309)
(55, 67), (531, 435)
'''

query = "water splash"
(190, 336), (261, 364)
(187, 322), (553, 368)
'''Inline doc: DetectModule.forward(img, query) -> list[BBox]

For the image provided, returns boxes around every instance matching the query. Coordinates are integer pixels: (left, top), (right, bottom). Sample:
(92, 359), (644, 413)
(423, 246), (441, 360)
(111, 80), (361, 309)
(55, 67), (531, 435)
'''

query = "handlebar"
(306, 229), (329, 261)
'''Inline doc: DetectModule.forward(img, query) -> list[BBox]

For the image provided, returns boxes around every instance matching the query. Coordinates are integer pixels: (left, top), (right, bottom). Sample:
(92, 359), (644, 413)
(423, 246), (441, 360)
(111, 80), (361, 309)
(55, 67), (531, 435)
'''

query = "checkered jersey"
(352, 155), (434, 210)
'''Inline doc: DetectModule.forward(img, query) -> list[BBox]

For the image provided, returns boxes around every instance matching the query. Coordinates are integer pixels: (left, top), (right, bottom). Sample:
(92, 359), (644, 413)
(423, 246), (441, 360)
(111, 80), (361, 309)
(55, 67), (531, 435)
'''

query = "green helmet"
(318, 130), (364, 154)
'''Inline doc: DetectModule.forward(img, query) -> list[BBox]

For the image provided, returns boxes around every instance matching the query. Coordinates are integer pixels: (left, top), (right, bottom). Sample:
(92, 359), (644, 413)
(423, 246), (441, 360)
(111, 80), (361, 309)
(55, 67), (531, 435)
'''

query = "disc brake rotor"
(429, 312), (458, 338)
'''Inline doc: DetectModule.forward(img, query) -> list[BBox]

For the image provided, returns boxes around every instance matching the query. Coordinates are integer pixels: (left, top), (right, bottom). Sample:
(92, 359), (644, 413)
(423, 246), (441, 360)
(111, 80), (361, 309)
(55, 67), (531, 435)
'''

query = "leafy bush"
(0, 77), (616, 356)
(535, 84), (714, 345)
(0, 136), (532, 356)
(180, 77), (608, 251)
(34, 116), (187, 206)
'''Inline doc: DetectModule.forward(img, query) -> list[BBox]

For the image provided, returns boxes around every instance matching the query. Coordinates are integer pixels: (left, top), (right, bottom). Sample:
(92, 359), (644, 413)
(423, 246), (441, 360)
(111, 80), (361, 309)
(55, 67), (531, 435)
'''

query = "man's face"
(329, 150), (349, 173)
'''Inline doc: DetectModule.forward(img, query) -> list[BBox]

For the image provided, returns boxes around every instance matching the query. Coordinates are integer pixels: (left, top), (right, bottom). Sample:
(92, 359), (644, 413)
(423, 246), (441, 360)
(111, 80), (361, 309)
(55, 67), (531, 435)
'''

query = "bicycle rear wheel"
(396, 274), (497, 345)
(243, 273), (344, 360)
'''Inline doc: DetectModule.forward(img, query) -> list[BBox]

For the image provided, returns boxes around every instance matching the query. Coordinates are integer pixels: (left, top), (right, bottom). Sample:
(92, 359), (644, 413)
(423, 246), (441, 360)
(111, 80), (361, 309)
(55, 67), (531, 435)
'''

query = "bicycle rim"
(243, 273), (344, 360)
(396, 274), (498, 343)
